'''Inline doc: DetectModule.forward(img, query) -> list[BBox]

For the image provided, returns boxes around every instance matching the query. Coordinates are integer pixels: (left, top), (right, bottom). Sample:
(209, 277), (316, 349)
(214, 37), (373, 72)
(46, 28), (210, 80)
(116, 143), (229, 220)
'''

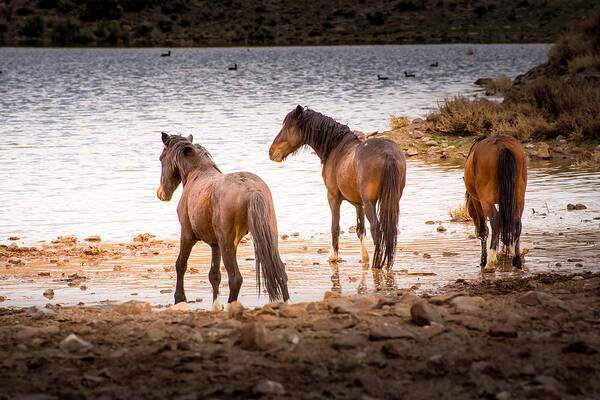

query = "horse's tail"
(372, 156), (401, 269)
(247, 192), (289, 302)
(498, 147), (517, 247)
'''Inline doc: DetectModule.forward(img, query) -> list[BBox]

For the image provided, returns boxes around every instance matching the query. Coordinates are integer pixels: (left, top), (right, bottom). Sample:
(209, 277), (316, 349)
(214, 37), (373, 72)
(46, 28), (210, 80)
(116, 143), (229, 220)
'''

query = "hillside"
(0, 0), (599, 47)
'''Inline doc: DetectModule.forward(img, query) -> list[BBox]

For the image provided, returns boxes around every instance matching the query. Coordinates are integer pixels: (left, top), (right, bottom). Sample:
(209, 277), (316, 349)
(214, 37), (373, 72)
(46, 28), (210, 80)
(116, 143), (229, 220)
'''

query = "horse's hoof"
(482, 265), (495, 273)
(212, 299), (224, 312)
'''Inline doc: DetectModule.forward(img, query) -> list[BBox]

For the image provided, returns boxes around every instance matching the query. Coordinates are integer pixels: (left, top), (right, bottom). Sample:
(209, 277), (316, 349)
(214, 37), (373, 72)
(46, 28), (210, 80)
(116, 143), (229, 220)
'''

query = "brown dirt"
(375, 118), (600, 167)
(1, 272), (599, 399)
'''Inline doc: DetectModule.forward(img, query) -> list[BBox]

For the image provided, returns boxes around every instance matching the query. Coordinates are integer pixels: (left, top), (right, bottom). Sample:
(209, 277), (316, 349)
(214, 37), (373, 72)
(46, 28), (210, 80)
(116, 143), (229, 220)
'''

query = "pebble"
(8, 257), (23, 265)
(332, 333), (366, 349)
(254, 380), (285, 396)
(437, 225), (447, 232)
(410, 300), (442, 326)
(566, 203), (587, 211)
(43, 289), (54, 300)
(59, 333), (92, 352)
(168, 302), (191, 312)
(241, 321), (269, 351)
(279, 303), (307, 318)
(84, 235), (101, 242)
(382, 341), (409, 358)
(369, 324), (415, 340)
(429, 291), (462, 305)
(406, 148), (418, 157)
(114, 300), (152, 314)
(52, 235), (78, 244)
(146, 321), (167, 341)
(450, 296), (487, 313)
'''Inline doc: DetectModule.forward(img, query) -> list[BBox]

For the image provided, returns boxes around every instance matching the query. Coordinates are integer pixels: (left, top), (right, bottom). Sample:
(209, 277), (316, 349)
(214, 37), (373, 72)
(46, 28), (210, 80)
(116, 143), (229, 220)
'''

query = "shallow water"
(1, 45), (599, 309)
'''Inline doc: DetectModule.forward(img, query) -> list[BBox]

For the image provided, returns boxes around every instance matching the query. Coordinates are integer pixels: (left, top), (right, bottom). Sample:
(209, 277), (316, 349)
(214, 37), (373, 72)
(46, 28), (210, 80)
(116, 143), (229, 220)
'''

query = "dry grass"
(547, 14), (600, 73)
(390, 116), (410, 130)
(568, 53), (600, 74)
(483, 75), (513, 95)
(449, 203), (472, 223)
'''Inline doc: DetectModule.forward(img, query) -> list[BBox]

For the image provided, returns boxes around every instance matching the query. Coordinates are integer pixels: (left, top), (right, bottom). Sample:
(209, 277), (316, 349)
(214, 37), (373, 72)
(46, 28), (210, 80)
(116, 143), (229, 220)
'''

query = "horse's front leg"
(327, 192), (342, 262)
(208, 244), (223, 310)
(174, 233), (196, 304)
(354, 204), (369, 264)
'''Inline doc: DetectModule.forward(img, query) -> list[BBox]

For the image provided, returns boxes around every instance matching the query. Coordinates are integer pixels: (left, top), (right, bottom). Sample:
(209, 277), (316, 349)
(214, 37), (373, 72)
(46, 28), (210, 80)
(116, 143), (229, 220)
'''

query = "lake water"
(1, 44), (600, 308)
(1, 44), (557, 245)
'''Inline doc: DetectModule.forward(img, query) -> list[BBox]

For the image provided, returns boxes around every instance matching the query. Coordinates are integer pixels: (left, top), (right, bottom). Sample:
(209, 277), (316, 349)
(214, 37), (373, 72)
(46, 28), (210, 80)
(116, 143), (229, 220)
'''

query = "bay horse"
(157, 133), (289, 309)
(464, 135), (527, 268)
(269, 105), (406, 269)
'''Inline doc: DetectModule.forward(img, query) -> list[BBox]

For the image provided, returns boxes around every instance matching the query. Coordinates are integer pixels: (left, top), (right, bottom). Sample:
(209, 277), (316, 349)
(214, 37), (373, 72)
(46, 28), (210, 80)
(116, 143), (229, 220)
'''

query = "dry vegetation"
(449, 202), (472, 222)
(428, 13), (600, 142)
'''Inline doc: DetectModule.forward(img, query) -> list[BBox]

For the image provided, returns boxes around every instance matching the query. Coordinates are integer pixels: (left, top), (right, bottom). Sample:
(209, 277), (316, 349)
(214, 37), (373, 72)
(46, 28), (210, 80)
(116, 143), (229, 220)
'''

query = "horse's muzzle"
(269, 149), (283, 162)
(157, 185), (169, 201)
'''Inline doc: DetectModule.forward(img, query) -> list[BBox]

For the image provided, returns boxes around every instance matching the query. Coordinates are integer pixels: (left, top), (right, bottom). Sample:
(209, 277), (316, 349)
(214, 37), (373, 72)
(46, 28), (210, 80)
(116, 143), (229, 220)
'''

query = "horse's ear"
(187, 135), (193, 143)
(161, 132), (169, 144)
(295, 105), (303, 117)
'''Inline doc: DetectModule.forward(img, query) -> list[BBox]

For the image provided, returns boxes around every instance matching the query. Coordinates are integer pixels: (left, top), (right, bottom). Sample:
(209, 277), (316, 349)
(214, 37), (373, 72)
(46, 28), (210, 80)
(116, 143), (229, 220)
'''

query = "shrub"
(80, 0), (123, 21)
(20, 15), (45, 38)
(389, 116), (410, 129)
(483, 75), (513, 95)
(16, 7), (35, 16)
(366, 12), (386, 25)
(38, 0), (58, 9)
(158, 18), (173, 33)
(133, 22), (153, 38)
(50, 17), (81, 44)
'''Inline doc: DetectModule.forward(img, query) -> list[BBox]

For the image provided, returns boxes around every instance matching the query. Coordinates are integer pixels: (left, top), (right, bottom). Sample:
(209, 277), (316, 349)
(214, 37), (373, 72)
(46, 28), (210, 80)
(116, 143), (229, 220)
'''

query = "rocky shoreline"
(1, 272), (598, 399)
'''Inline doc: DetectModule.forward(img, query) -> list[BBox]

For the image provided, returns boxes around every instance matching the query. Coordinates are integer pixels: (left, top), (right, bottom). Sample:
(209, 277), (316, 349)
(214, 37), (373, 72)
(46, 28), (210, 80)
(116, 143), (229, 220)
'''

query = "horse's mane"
(285, 107), (359, 164)
(165, 135), (221, 173)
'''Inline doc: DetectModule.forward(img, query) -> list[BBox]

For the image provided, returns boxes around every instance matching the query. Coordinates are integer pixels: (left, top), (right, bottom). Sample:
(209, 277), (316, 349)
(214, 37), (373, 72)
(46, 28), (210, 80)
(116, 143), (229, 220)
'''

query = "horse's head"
(269, 105), (305, 162)
(157, 132), (193, 201)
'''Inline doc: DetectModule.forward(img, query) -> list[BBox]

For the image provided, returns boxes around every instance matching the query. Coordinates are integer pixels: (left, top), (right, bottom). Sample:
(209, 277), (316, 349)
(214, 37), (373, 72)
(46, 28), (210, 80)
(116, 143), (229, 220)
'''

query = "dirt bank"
(1, 272), (598, 399)
(375, 118), (600, 167)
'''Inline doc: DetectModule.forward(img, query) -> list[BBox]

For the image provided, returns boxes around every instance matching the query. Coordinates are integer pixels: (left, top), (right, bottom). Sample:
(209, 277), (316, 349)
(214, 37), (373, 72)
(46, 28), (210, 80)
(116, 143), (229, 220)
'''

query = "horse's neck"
(180, 160), (221, 185)
(308, 128), (357, 162)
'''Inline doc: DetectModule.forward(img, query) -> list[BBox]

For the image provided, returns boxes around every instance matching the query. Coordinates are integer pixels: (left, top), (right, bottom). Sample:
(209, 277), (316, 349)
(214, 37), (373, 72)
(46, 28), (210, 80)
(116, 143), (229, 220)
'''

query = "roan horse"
(464, 134), (527, 268)
(157, 133), (289, 309)
(269, 106), (406, 269)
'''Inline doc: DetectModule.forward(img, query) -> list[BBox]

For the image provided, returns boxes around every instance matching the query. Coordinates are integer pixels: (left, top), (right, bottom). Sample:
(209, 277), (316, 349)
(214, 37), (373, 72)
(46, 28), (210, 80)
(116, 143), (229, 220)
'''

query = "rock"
(8, 257), (24, 265)
(334, 297), (379, 314)
(425, 140), (437, 146)
(348, 225), (357, 233)
(437, 225), (447, 232)
(84, 235), (101, 242)
(159, 289), (172, 294)
(442, 251), (459, 257)
(425, 220), (435, 225)
(133, 233), (153, 242)
(291, 232), (299, 237)
(168, 302), (191, 312)
(531, 375), (566, 399)
(496, 391), (511, 400)
(422, 253), (431, 259)
(410, 300), (442, 326)
(227, 301), (244, 319)
(382, 340), (409, 358)
(8, 236), (20, 240)
(114, 300), (152, 314)
(12, 394), (56, 400)
(323, 291), (342, 300)
(83, 246), (100, 255)
(562, 340), (597, 355)
(26, 306), (56, 316)
(517, 291), (565, 309)
(0, 296), (6, 302)
(332, 333), (366, 349)
(310, 316), (356, 331)
(52, 235), (78, 244)
(475, 78), (492, 86)
(59, 334), (92, 352)
(429, 291), (462, 305)
(146, 321), (166, 341)
(279, 303), (306, 318)
(254, 380), (285, 396)
(369, 324), (415, 340)
(566, 203), (587, 211)
(418, 322), (446, 340)
(529, 142), (551, 159)
(16, 325), (60, 341)
(450, 296), (487, 313)
(406, 148), (418, 157)
(43, 289), (55, 300)
(489, 326), (518, 338)
(241, 321), (269, 351)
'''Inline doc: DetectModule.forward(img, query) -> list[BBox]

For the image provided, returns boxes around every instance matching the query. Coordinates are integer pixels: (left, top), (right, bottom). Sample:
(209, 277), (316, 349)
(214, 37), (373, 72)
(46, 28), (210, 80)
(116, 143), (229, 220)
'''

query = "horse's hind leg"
(174, 233), (196, 304)
(512, 219), (523, 269)
(364, 200), (382, 268)
(221, 244), (243, 304)
(488, 205), (500, 264)
(208, 244), (223, 310)
(467, 197), (488, 267)
(327, 192), (342, 262)
(354, 204), (369, 264)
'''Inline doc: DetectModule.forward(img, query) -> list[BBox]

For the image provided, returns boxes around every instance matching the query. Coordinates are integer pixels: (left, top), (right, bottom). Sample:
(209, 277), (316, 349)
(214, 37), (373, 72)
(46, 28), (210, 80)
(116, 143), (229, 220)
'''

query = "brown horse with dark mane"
(157, 133), (289, 309)
(269, 106), (406, 269)
(464, 134), (527, 268)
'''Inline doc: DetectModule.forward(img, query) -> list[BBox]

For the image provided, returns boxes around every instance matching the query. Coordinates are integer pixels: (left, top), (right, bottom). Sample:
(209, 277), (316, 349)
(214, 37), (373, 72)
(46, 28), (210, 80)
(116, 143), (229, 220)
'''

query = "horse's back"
(355, 138), (406, 201)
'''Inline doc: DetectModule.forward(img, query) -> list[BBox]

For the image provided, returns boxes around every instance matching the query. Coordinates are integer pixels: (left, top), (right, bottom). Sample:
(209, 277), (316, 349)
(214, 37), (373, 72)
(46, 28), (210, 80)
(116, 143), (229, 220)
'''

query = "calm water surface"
(1, 45), (599, 308)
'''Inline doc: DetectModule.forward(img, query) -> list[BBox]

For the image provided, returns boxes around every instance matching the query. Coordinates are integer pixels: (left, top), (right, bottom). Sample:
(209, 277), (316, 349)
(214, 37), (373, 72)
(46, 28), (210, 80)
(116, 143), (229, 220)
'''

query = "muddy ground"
(1, 272), (599, 399)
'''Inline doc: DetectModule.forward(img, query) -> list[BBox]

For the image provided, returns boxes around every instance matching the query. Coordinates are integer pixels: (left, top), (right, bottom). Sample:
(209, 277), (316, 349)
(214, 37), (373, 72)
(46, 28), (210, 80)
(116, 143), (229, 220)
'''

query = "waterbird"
(228, 63), (238, 71)
(377, 74), (388, 80)
(161, 50), (171, 57)
(430, 61), (438, 67)
(404, 71), (415, 77)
